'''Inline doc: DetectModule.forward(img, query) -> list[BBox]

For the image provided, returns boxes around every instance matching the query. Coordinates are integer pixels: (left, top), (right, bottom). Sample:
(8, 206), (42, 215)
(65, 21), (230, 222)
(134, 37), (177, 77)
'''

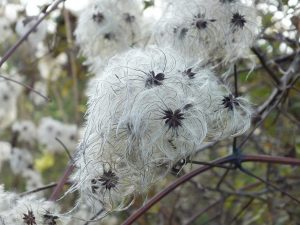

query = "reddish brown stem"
(121, 154), (300, 225)
(242, 155), (300, 165)
(49, 163), (75, 201)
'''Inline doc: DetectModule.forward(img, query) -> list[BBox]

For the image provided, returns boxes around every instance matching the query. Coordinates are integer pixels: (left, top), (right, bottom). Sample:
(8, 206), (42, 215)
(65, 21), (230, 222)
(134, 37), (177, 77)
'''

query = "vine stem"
(63, 7), (80, 124)
(49, 163), (75, 201)
(0, 74), (51, 102)
(0, 0), (65, 68)
(121, 154), (300, 225)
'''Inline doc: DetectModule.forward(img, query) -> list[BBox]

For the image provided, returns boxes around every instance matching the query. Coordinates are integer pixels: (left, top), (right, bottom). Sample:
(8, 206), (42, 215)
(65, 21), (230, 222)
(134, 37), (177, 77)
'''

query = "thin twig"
(203, 186), (268, 200)
(239, 53), (300, 149)
(20, 182), (60, 197)
(228, 198), (254, 225)
(239, 166), (300, 204)
(0, 74), (51, 102)
(83, 209), (105, 225)
(183, 200), (221, 225)
(188, 160), (233, 169)
(55, 137), (74, 163)
(251, 47), (281, 86)
(49, 163), (75, 201)
(0, 0), (65, 68)
(121, 154), (300, 225)
(215, 168), (231, 190)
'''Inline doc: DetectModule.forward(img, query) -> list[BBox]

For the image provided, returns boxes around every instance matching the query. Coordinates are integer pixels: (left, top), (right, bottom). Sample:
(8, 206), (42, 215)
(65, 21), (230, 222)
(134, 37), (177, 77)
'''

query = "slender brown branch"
(49, 163), (75, 201)
(215, 168), (231, 190)
(258, 53), (300, 115)
(121, 154), (300, 225)
(20, 182), (64, 197)
(0, 74), (51, 102)
(55, 137), (74, 163)
(0, 0), (65, 68)
(83, 209), (105, 225)
(228, 198), (254, 225)
(239, 53), (300, 149)
(188, 160), (233, 169)
(183, 200), (221, 225)
(239, 166), (300, 204)
(251, 46), (280, 86)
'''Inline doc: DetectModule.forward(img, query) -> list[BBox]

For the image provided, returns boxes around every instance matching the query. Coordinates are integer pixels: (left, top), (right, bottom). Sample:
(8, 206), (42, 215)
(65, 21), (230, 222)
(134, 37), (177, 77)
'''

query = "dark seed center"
(222, 94), (240, 111)
(104, 33), (115, 40)
(183, 68), (196, 79)
(23, 211), (36, 225)
(145, 71), (165, 88)
(124, 13), (135, 23)
(99, 170), (119, 190)
(231, 13), (246, 30)
(196, 20), (207, 30)
(92, 12), (105, 23)
(163, 108), (185, 130)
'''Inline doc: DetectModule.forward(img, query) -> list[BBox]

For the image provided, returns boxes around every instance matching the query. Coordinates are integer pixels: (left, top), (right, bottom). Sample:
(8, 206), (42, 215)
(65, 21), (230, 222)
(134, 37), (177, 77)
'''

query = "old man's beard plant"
(70, 47), (253, 216)
(69, 0), (259, 219)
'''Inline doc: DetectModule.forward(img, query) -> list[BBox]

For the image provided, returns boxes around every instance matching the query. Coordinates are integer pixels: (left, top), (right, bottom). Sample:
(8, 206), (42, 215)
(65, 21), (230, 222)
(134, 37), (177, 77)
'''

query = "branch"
(251, 46), (280, 86)
(258, 52), (300, 116)
(49, 163), (75, 201)
(0, 74), (51, 102)
(238, 53), (300, 148)
(121, 154), (300, 225)
(0, 0), (65, 68)
(183, 200), (221, 225)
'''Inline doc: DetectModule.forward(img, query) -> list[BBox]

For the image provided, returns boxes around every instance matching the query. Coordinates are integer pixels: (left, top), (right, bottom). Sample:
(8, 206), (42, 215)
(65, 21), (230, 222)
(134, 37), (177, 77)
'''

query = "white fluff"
(72, 47), (253, 215)
(75, 0), (145, 72)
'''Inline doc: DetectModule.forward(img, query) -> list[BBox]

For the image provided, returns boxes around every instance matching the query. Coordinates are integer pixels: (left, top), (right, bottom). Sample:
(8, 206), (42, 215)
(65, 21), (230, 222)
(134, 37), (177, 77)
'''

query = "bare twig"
(0, 0), (65, 68)
(0, 74), (51, 102)
(215, 168), (231, 190)
(251, 46), (280, 86)
(20, 182), (65, 197)
(121, 154), (300, 225)
(239, 53), (300, 149)
(83, 209), (105, 225)
(49, 163), (75, 201)
(239, 166), (300, 204)
(228, 198), (254, 225)
(55, 137), (75, 163)
(183, 200), (221, 225)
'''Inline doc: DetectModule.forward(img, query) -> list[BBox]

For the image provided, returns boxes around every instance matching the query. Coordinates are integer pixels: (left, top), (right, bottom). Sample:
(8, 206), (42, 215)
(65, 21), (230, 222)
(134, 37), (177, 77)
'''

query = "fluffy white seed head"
(37, 117), (78, 153)
(29, 81), (48, 106)
(9, 147), (33, 175)
(12, 120), (37, 145)
(154, 0), (260, 65)
(0, 185), (18, 212)
(0, 192), (60, 225)
(75, 0), (145, 72)
(70, 157), (137, 216)
(0, 75), (23, 130)
(72, 46), (253, 215)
